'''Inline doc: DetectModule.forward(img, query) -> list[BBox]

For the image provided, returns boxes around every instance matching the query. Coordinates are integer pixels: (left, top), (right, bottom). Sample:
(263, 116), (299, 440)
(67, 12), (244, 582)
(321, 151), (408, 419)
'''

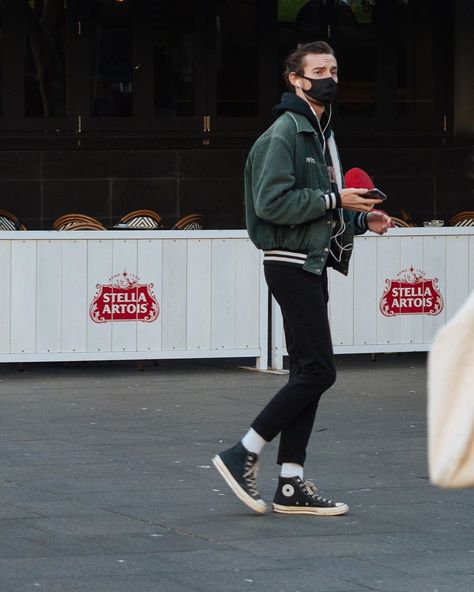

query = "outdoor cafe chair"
(53, 213), (105, 230)
(119, 209), (163, 229)
(389, 216), (413, 228)
(172, 213), (205, 230)
(449, 211), (474, 227)
(63, 220), (107, 231)
(0, 209), (26, 230)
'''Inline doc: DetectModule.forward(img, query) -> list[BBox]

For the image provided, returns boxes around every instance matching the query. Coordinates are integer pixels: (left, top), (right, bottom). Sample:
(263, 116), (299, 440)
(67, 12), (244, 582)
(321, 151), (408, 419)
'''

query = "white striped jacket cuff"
(355, 212), (369, 231)
(324, 192), (339, 210)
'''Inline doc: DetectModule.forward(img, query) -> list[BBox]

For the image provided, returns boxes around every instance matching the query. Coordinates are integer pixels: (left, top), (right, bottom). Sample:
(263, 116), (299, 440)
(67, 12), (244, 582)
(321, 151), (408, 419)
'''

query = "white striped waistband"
(263, 250), (307, 266)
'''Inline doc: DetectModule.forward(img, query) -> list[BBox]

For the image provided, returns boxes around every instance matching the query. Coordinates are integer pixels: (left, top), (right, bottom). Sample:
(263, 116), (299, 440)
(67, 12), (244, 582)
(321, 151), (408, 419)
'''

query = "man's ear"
(288, 72), (300, 89)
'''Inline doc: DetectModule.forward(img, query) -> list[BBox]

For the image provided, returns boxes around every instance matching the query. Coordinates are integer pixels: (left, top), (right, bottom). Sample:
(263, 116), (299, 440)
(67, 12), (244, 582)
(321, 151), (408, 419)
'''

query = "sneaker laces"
(304, 480), (319, 494)
(243, 455), (260, 499)
(303, 480), (333, 505)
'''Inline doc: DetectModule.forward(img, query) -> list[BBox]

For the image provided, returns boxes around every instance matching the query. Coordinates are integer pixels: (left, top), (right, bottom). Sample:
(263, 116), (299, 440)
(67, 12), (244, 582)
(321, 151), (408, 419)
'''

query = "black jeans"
(252, 265), (336, 466)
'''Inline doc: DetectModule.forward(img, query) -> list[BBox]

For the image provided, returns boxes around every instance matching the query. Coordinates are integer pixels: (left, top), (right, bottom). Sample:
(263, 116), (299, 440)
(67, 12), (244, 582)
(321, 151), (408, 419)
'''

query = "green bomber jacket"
(244, 110), (368, 276)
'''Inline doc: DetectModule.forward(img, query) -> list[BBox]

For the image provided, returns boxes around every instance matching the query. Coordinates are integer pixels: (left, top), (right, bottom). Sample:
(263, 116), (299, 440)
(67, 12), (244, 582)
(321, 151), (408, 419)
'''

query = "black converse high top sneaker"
(273, 476), (349, 516)
(212, 442), (267, 514)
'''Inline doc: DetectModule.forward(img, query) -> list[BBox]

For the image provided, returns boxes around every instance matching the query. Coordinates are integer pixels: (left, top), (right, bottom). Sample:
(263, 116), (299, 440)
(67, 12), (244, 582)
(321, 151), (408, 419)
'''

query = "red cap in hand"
(344, 167), (375, 190)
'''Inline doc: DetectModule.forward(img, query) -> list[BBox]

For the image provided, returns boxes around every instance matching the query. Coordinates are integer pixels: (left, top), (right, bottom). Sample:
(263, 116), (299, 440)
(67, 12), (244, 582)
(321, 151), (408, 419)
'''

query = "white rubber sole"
(212, 454), (267, 514)
(273, 503), (349, 516)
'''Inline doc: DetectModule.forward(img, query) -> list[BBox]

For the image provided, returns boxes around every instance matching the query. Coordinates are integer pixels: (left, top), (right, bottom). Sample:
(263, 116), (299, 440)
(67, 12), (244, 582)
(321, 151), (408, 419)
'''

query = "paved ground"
(0, 353), (473, 592)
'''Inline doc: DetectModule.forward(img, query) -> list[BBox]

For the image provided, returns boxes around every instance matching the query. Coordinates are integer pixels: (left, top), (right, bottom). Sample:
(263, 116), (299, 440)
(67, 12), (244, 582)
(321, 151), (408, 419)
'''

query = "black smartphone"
(364, 188), (387, 201)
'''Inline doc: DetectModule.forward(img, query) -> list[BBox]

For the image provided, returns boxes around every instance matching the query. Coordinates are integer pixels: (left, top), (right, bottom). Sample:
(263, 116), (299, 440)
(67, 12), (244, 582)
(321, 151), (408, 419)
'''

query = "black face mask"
(299, 75), (338, 105)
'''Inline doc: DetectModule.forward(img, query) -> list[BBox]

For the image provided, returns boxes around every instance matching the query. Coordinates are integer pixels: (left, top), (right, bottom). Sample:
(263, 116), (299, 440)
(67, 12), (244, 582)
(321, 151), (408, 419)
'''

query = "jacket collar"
(273, 92), (325, 134)
(284, 111), (317, 134)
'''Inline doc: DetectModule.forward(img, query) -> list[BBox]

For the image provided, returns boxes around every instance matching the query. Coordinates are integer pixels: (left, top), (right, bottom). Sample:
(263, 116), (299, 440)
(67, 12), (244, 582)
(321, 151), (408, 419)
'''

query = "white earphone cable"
(297, 79), (353, 263)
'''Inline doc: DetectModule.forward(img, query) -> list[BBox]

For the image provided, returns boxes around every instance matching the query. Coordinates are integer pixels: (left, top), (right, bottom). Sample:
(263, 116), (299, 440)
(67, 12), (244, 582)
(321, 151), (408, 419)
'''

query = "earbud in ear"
(296, 81), (301, 89)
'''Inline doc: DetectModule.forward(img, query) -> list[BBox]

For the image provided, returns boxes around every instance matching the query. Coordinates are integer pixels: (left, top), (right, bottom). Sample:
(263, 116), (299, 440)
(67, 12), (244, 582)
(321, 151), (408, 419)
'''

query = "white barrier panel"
(0, 230), (268, 369)
(271, 228), (474, 369)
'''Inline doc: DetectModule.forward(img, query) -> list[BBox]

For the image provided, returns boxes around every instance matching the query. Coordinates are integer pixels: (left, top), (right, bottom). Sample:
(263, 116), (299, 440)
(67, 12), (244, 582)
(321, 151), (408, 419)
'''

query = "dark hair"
(283, 41), (335, 90)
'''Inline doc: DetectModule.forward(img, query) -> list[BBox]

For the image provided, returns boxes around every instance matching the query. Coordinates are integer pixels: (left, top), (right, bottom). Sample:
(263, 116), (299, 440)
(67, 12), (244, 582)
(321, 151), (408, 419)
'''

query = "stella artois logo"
(90, 271), (159, 324)
(380, 267), (444, 317)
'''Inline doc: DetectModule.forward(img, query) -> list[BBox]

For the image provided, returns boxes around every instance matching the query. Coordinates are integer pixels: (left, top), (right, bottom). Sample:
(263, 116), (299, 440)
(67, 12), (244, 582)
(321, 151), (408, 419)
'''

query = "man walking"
(213, 41), (391, 516)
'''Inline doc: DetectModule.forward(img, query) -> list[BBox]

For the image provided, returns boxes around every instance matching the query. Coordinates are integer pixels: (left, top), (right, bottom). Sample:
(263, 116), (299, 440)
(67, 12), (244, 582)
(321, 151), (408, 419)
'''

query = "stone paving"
(0, 353), (473, 592)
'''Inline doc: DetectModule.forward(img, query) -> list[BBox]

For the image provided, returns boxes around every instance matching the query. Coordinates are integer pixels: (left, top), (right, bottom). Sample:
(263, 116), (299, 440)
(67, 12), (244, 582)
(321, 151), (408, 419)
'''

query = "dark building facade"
(0, 0), (472, 230)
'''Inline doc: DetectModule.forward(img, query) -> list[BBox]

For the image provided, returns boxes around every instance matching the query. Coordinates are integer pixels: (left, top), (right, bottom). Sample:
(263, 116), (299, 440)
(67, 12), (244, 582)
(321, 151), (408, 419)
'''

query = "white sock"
(281, 463), (304, 480)
(241, 428), (267, 456)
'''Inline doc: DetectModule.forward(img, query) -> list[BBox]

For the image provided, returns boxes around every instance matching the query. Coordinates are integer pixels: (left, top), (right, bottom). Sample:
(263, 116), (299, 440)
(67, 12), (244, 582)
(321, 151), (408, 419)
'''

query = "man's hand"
(367, 210), (392, 235)
(340, 188), (384, 212)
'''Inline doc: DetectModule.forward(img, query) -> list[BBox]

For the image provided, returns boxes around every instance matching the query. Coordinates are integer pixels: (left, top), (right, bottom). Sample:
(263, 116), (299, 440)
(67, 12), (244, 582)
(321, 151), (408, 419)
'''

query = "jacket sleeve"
(352, 211), (369, 235)
(251, 132), (339, 226)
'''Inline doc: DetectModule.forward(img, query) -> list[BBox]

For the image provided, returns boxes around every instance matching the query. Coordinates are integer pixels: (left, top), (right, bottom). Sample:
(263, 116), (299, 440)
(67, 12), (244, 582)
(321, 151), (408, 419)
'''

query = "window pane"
(24, 0), (67, 117)
(289, 0), (331, 40)
(89, 0), (133, 117)
(276, 0), (332, 95)
(216, 0), (259, 117)
(277, 1), (376, 116)
(152, 1), (196, 117)
(0, 1), (3, 116)
(335, 1), (377, 117)
(396, 0), (435, 117)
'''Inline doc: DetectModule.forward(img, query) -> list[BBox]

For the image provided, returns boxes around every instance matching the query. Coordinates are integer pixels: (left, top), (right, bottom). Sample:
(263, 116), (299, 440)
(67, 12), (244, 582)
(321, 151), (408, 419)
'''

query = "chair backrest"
(0, 209), (25, 231)
(390, 216), (412, 228)
(173, 214), (205, 230)
(454, 219), (474, 227)
(399, 208), (417, 226)
(449, 211), (474, 227)
(65, 221), (106, 231)
(53, 214), (105, 230)
(120, 209), (162, 229)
